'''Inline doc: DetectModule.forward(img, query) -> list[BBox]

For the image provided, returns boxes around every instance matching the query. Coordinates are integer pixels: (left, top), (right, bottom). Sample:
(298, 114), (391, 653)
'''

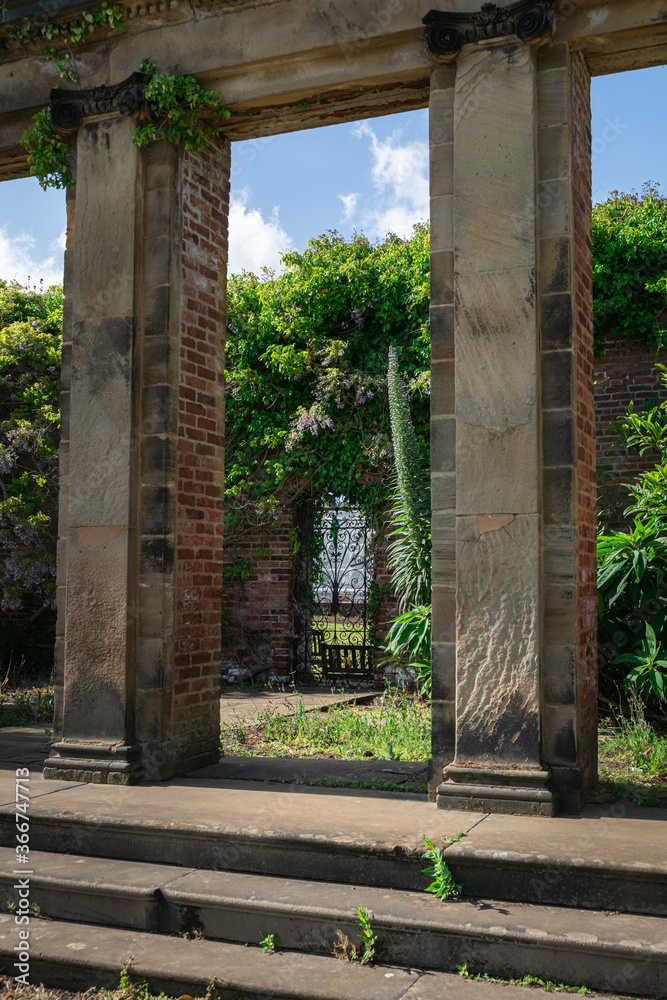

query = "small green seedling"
(260, 932), (277, 953)
(355, 906), (378, 965)
(422, 832), (466, 900)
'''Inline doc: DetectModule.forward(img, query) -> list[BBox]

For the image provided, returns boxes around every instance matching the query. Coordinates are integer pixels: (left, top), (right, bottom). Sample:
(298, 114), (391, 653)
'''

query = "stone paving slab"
(219, 687), (377, 725)
(196, 756), (428, 791)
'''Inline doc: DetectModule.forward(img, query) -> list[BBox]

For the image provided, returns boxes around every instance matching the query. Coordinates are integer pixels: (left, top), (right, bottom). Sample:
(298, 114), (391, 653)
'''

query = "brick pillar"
(44, 75), (229, 783)
(426, 21), (597, 814)
(538, 44), (597, 809)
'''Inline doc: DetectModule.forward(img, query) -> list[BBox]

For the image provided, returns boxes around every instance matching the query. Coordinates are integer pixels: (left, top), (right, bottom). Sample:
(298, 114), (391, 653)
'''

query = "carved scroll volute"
(49, 72), (152, 137)
(423, 1), (556, 64)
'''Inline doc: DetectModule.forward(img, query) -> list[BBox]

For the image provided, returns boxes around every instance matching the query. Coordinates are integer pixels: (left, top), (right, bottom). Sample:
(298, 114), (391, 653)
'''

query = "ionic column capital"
(423, 1), (556, 64)
(49, 71), (151, 137)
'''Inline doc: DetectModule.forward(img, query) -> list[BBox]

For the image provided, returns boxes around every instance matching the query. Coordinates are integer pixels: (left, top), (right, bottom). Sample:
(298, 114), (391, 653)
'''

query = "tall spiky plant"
(387, 346), (431, 611)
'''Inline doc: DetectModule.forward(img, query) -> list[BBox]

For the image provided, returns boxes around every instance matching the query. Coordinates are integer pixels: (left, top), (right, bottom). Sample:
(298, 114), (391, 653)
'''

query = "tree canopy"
(224, 226), (430, 535)
(593, 183), (667, 353)
(0, 280), (62, 613)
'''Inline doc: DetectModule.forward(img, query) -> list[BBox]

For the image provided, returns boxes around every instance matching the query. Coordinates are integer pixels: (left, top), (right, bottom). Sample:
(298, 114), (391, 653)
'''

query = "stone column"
(425, 2), (597, 814)
(44, 75), (229, 783)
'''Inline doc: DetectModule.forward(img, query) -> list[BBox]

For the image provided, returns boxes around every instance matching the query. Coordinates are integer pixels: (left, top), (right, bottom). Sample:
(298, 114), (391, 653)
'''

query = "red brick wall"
(172, 140), (229, 762)
(595, 335), (667, 524)
(571, 48), (598, 795)
(221, 510), (294, 682)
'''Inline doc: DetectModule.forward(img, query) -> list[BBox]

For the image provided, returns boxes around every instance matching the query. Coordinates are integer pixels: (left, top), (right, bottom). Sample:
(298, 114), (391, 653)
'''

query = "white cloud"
(338, 192), (360, 221)
(228, 188), (295, 275)
(342, 122), (429, 239)
(0, 226), (65, 288)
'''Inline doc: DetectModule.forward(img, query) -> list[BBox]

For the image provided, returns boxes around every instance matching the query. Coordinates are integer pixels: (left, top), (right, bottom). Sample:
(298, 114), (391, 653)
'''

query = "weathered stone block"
(544, 584), (575, 644)
(431, 473), (456, 512)
(539, 178), (570, 238)
(543, 409), (574, 466)
(542, 350), (572, 408)
(136, 637), (167, 690)
(429, 143), (453, 198)
(432, 586), (456, 643)
(454, 44), (536, 275)
(541, 290), (573, 348)
(430, 195), (453, 252)
(430, 304), (454, 360)
(63, 528), (136, 741)
(431, 641), (455, 701)
(144, 187), (172, 239)
(142, 383), (178, 437)
(144, 236), (172, 287)
(537, 67), (569, 128)
(429, 81), (454, 146)
(431, 699), (455, 757)
(544, 703), (578, 766)
(430, 360), (454, 416)
(69, 316), (135, 527)
(72, 118), (139, 321)
(431, 250), (454, 304)
(538, 123), (569, 180)
(543, 466), (574, 524)
(544, 643), (576, 705)
(431, 416), (455, 473)
(144, 286), (172, 341)
(455, 514), (541, 767)
(457, 421), (539, 515)
(140, 485), (176, 537)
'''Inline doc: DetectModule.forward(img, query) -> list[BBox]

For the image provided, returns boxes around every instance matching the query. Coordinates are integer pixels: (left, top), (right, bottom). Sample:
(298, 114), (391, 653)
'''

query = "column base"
(437, 764), (559, 816)
(44, 741), (143, 785)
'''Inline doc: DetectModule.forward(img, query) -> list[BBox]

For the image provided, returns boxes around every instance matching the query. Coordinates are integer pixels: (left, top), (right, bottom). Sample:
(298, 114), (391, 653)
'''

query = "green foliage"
(597, 517), (667, 703)
(21, 108), (74, 191)
(382, 604), (431, 697)
(134, 59), (231, 151)
(0, 685), (54, 727)
(598, 371), (667, 704)
(260, 932), (277, 953)
(355, 907), (377, 965)
(0, 281), (62, 614)
(457, 963), (591, 995)
(225, 228), (430, 522)
(219, 689), (431, 761)
(593, 183), (667, 353)
(422, 833), (466, 900)
(385, 345), (431, 610)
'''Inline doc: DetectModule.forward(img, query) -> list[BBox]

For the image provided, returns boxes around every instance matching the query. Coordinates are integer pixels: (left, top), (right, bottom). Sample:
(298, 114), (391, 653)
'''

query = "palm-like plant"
(386, 345), (431, 611)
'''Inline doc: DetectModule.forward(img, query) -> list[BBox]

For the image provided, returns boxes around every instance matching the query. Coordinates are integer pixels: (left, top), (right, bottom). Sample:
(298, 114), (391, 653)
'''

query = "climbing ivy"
(134, 59), (232, 151)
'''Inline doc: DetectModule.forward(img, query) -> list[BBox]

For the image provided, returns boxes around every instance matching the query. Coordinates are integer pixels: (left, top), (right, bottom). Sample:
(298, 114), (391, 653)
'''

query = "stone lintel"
(437, 764), (557, 816)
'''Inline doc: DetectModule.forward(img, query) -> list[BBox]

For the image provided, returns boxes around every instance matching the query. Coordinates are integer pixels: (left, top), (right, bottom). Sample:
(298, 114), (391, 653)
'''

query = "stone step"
(0, 914), (587, 1000)
(3, 774), (665, 915)
(2, 772), (666, 916)
(1, 848), (665, 995)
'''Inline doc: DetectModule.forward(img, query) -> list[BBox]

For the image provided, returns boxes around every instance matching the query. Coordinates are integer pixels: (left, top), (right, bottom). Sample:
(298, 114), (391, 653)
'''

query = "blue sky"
(1, 65), (666, 284)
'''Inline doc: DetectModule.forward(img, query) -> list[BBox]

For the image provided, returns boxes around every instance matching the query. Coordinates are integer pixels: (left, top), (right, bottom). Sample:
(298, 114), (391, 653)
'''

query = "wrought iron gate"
(293, 500), (375, 683)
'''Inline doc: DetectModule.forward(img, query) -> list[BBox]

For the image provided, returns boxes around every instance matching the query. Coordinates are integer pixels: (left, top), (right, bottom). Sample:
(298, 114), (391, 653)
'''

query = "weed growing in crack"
(422, 832), (466, 899)
(260, 932), (277, 953)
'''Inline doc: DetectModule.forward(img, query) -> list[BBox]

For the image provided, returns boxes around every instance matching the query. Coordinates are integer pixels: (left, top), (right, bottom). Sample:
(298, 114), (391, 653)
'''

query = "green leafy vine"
(11, 8), (231, 190)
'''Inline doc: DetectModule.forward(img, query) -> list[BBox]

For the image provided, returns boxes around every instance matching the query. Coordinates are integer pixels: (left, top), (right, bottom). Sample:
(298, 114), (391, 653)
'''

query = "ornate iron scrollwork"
(423, 1), (556, 62)
(50, 71), (151, 137)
